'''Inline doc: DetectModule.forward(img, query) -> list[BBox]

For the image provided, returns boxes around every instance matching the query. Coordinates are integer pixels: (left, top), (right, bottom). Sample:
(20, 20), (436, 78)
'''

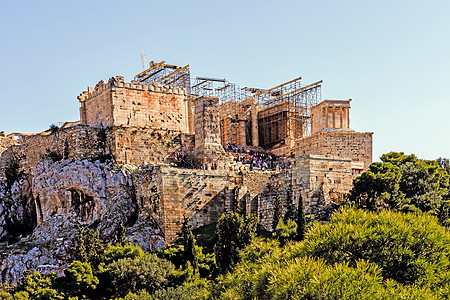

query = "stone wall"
(292, 155), (353, 209)
(133, 166), (232, 242)
(0, 126), (107, 179)
(78, 76), (189, 133)
(295, 131), (373, 172)
(108, 126), (195, 166)
(256, 170), (294, 230)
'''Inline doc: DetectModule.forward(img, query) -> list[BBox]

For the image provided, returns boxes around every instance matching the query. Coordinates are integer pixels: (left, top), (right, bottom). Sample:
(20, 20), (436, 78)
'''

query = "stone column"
(332, 105), (336, 129)
(346, 107), (350, 128)
(251, 99), (259, 147)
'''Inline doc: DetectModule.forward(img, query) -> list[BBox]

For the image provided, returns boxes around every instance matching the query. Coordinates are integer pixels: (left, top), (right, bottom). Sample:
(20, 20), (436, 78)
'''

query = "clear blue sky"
(1, 0), (449, 161)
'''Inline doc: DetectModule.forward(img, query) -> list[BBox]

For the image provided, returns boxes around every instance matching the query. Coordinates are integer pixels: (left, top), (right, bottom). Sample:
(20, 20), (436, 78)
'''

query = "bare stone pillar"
(251, 99), (259, 147)
(194, 96), (225, 166)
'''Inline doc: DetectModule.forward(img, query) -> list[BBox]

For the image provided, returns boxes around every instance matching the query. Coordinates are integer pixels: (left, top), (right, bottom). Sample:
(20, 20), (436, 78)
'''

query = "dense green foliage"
(300, 207), (450, 290)
(214, 212), (258, 274)
(71, 227), (106, 268)
(3, 207), (450, 299)
(214, 207), (450, 299)
(349, 152), (450, 217)
(274, 219), (297, 246)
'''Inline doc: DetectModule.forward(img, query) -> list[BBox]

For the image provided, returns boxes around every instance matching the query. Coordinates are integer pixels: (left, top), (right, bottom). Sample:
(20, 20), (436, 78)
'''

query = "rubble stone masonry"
(109, 126), (195, 165)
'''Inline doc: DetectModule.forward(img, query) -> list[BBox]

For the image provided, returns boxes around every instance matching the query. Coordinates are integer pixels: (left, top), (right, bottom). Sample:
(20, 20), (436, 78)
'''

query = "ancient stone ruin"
(0, 60), (372, 282)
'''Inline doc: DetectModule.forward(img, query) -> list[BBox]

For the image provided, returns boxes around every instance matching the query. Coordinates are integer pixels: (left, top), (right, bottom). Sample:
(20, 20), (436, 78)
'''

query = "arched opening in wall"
(69, 188), (96, 223)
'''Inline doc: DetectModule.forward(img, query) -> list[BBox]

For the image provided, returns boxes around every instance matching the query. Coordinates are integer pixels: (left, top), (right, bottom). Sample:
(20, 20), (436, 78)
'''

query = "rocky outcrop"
(32, 159), (137, 241)
(0, 179), (36, 242)
(0, 245), (64, 283)
(0, 158), (165, 283)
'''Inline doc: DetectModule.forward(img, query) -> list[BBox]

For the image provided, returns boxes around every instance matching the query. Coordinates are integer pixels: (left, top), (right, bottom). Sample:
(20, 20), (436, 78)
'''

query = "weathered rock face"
(0, 179), (36, 242)
(0, 245), (64, 284)
(0, 158), (166, 284)
(32, 159), (137, 240)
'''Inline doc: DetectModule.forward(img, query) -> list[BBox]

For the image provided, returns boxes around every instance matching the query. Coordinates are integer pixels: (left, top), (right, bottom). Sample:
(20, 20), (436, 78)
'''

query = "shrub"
(103, 254), (175, 298)
(300, 207), (450, 290)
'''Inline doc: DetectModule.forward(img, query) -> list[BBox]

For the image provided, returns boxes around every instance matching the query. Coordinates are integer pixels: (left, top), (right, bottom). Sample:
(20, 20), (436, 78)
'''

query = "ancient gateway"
(0, 60), (372, 243)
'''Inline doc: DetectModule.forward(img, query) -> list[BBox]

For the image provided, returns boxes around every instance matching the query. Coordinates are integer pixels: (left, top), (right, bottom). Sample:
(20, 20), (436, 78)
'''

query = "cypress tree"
(180, 215), (198, 272)
(116, 220), (127, 245)
(232, 186), (241, 214)
(296, 193), (306, 241)
(272, 194), (283, 231)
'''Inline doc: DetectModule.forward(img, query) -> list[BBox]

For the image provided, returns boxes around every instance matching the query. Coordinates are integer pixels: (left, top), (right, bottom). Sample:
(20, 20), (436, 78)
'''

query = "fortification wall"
(292, 155), (352, 208)
(0, 126), (107, 179)
(109, 126), (195, 166)
(78, 77), (189, 132)
(133, 166), (232, 242)
(295, 131), (373, 172)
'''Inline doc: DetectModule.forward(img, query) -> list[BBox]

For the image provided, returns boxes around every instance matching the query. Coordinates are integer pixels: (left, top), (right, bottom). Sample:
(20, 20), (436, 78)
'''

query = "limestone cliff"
(0, 158), (164, 283)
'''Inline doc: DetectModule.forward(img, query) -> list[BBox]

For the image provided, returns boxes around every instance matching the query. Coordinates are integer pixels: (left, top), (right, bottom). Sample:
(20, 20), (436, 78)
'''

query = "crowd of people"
(171, 143), (290, 172)
(173, 152), (198, 169)
(226, 142), (289, 171)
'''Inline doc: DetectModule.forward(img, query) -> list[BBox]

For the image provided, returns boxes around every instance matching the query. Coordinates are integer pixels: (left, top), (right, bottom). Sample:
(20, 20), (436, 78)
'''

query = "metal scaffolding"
(135, 61), (191, 94)
(134, 59), (322, 151)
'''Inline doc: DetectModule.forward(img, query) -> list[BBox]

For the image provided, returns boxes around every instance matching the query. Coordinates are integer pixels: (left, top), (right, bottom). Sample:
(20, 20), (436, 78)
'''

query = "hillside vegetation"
(1, 152), (450, 299)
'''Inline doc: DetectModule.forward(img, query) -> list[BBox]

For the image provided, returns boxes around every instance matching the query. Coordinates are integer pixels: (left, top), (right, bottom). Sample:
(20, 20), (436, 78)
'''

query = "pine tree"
(180, 215), (198, 272)
(296, 193), (306, 241)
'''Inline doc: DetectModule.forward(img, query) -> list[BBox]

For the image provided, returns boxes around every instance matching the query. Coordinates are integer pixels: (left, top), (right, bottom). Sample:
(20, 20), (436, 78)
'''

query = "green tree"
(437, 157), (450, 175)
(296, 193), (306, 241)
(272, 195), (283, 231)
(15, 271), (64, 300)
(180, 215), (198, 272)
(116, 220), (127, 245)
(103, 254), (175, 298)
(214, 236), (440, 300)
(214, 212), (258, 274)
(301, 207), (450, 289)
(381, 151), (418, 166)
(274, 219), (297, 246)
(232, 186), (241, 214)
(61, 261), (99, 298)
(4, 149), (26, 187)
(438, 200), (450, 228)
(349, 162), (402, 210)
(71, 227), (106, 268)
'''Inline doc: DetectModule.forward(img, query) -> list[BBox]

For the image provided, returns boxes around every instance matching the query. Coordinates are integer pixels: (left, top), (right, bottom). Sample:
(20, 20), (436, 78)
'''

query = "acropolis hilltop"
(0, 59), (372, 281)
